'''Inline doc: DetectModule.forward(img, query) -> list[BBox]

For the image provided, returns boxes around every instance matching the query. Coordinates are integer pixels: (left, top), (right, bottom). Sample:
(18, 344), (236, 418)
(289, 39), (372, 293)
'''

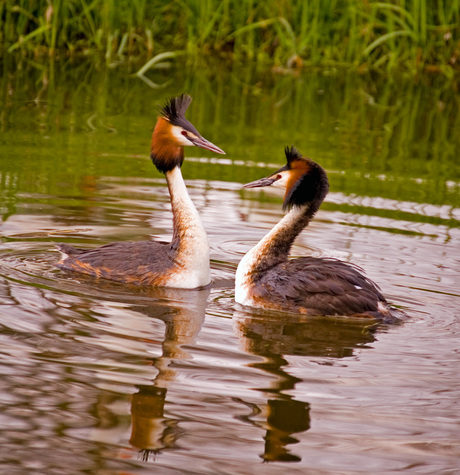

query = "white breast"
(235, 247), (258, 306)
(166, 239), (211, 288)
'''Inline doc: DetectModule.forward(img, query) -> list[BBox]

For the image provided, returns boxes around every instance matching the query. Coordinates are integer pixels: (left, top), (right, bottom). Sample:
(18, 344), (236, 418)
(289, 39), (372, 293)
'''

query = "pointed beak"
(243, 175), (281, 189)
(189, 135), (225, 154)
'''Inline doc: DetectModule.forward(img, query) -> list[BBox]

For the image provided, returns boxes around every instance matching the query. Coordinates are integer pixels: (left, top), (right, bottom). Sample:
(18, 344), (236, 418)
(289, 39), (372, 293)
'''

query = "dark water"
(0, 58), (459, 474)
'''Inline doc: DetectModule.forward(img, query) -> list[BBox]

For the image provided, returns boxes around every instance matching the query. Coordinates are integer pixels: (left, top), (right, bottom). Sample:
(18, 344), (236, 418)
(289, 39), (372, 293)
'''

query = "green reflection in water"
(0, 56), (459, 221)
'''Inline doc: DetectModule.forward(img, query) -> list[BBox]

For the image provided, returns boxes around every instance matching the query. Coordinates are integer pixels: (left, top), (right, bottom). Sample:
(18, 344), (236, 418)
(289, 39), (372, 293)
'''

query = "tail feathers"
(374, 301), (409, 324)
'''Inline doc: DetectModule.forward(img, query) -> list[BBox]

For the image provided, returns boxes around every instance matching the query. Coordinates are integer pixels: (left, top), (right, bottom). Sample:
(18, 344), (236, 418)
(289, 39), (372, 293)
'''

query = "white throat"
(165, 167), (211, 288)
(235, 205), (306, 305)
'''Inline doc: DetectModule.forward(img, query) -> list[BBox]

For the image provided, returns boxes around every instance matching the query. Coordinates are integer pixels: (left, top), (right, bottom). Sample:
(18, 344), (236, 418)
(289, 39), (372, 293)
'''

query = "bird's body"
(236, 147), (406, 322)
(57, 95), (225, 289)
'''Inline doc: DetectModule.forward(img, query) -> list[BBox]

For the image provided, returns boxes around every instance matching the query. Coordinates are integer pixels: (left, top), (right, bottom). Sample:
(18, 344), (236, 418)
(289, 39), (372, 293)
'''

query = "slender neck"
(165, 167), (208, 258)
(243, 203), (316, 275)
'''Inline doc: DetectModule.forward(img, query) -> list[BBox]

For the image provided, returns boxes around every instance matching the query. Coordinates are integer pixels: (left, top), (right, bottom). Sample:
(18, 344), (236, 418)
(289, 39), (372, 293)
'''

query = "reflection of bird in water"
(128, 287), (208, 460)
(236, 146), (407, 323)
(235, 350), (310, 463)
(233, 311), (377, 462)
(57, 94), (225, 289)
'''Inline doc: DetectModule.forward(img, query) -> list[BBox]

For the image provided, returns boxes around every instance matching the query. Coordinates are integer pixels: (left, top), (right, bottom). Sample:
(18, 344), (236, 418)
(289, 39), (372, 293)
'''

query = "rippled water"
(1, 60), (459, 473)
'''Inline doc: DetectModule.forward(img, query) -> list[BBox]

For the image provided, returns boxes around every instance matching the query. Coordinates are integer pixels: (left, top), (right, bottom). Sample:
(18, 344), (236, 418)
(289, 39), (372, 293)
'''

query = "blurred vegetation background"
(1, 0), (459, 219)
(1, 0), (459, 77)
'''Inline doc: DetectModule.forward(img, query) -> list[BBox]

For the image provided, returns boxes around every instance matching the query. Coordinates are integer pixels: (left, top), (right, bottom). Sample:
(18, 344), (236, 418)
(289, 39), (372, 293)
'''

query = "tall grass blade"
(135, 51), (180, 76)
(8, 24), (51, 53)
(363, 30), (416, 57)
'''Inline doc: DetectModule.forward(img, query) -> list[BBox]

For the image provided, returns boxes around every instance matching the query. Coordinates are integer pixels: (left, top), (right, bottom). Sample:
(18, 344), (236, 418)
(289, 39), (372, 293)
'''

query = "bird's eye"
(181, 131), (189, 137)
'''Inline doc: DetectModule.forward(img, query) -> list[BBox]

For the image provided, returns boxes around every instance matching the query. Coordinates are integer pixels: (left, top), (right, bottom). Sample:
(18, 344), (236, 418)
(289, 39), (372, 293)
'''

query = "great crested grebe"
(235, 146), (407, 322)
(57, 94), (225, 289)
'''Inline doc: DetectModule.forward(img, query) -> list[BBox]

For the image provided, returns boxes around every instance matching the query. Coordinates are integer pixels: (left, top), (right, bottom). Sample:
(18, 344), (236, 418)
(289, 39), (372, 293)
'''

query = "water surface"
(0, 59), (459, 474)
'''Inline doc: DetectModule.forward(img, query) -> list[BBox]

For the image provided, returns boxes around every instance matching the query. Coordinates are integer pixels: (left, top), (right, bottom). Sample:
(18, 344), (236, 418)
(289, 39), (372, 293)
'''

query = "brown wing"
(251, 257), (388, 317)
(57, 241), (176, 285)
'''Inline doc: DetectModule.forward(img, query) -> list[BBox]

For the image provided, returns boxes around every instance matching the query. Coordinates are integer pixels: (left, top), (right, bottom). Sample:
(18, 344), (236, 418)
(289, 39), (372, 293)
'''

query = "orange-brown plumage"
(150, 118), (184, 173)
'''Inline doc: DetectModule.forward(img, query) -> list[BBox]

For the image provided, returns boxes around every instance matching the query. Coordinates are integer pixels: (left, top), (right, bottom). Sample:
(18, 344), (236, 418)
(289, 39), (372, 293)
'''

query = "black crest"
(159, 94), (201, 137)
(284, 145), (303, 163)
(160, 94), (192, 125)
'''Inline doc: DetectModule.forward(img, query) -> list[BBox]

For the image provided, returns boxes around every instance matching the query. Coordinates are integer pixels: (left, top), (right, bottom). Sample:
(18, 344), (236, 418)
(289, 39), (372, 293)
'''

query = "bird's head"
(244, 146), (329, 211)
(150, 94), (225, 173)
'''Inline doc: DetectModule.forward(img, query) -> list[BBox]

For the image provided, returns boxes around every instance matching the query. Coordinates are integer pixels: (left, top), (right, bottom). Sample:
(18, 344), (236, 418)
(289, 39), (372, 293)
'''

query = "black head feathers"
(284, 145), (303, 163)
(282, 146), (329, 212)
(160, 94), (192, 124)
(160, 94), (198, 131)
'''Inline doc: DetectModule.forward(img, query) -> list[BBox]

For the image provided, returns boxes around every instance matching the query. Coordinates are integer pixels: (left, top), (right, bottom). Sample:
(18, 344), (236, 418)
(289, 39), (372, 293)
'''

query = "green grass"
(1, 0), (459, 76)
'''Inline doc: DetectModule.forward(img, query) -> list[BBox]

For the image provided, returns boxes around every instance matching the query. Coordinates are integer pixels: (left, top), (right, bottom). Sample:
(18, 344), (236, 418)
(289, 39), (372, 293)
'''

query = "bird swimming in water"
(57, 94), (225, 289)
(235, 146), (407, 322)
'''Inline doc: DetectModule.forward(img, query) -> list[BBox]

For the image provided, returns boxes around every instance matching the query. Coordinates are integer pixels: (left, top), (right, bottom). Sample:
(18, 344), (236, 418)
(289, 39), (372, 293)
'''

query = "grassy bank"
(1, 0), (459, 76)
